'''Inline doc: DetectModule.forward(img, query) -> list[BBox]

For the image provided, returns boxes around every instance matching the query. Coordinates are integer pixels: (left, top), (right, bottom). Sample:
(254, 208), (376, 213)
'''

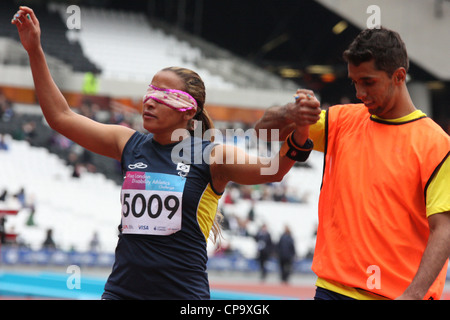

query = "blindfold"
(143, 85), (197, 112)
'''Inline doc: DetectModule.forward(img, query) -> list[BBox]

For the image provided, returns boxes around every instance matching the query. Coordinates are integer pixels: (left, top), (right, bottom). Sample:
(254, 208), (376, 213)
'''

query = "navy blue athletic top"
(102, 132), (221, 300)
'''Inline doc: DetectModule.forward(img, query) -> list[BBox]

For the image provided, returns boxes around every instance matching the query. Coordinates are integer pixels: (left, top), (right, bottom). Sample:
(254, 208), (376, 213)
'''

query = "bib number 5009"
(122, 192), (180, 219)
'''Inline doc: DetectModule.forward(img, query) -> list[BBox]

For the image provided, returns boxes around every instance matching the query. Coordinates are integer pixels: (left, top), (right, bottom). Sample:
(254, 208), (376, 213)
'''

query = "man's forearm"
(255, 104), (295, 141)
(399, 212), (450, 299)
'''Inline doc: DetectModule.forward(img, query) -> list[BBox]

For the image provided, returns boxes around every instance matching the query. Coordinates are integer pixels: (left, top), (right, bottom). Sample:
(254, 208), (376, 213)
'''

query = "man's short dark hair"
(343, 27), (409, 76)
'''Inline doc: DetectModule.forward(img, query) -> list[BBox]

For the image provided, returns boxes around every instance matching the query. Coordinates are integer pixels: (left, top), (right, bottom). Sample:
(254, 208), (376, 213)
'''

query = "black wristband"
(281, 131), (314, 162)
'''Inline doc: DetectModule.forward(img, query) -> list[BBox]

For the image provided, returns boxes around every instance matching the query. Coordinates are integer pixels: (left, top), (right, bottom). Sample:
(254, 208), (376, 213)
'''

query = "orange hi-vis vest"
(312, 104), (450, 300)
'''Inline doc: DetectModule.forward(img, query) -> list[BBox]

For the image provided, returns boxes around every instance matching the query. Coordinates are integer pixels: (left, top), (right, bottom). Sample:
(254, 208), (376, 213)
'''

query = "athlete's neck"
(153, 129), (190, 145)
(379, 86), (416, 119)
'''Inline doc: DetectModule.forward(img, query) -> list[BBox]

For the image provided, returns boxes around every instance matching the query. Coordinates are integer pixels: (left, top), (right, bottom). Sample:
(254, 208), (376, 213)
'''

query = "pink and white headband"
(143, 85), (197, 112)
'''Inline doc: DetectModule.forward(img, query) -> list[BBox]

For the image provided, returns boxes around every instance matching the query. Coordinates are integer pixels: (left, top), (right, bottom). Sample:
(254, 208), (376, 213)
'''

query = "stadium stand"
(47, 2), (298, 92)
(0, 134), (121, 253)
(44, 3), (234, 89)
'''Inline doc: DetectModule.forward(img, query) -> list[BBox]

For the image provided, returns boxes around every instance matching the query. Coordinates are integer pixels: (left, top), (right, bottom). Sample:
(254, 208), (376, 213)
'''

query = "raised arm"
(208, 92), (321, 192)
(12, 6), (134, 161)
(211, 101), (317, 193)
(255, 89), (321, 141)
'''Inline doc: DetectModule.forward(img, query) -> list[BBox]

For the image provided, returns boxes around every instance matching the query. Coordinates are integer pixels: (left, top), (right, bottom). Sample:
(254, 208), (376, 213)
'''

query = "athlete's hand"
(11, 6), (42, 54)
(287, 89), (321, 127)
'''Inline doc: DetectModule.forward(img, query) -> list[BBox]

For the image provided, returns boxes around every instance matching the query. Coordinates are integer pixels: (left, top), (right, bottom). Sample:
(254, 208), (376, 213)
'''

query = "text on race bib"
(121, 171), (185, 235)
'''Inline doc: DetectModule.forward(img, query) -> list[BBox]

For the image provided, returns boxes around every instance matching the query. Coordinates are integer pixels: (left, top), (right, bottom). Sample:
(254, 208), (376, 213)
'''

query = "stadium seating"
(49, 3), (237, 89)
(0, 135), (121, 253)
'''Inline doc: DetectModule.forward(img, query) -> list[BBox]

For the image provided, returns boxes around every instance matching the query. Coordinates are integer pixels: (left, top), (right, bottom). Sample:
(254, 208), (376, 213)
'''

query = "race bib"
(121, 171), (185, 235)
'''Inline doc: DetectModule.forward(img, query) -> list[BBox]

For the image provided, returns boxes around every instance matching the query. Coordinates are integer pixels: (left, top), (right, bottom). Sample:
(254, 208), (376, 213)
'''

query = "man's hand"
(254, 89), (321, 141)
(289, 89), (321, 127)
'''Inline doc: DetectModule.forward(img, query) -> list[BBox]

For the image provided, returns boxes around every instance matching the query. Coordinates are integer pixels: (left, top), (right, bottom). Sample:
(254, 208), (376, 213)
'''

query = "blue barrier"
(1, 247), (314, 274)
(3, 247), (447, 279)
(1, 247), (115, 268)
(207, 254), (314, 274)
